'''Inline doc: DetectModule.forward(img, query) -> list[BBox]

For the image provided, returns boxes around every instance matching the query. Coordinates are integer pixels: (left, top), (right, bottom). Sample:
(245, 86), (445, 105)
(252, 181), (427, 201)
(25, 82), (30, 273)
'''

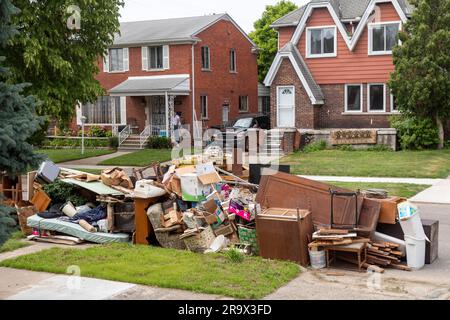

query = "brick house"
(73, 14), (258, 148)
(264, 0), (415, 148)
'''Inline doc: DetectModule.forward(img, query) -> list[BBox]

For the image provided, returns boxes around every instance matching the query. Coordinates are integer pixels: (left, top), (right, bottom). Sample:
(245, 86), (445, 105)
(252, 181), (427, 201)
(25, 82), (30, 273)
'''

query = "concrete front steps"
(259, 130), (284, 157)
(118, 135), (146, 151)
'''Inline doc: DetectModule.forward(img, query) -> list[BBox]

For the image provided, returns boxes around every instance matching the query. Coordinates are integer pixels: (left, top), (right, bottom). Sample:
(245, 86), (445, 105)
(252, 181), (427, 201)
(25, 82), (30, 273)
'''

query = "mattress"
(27, 215), (130, 244)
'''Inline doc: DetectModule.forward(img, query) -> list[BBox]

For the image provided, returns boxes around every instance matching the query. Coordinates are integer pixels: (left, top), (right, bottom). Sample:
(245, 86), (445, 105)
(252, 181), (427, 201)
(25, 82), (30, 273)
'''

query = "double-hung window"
(230, 49), (237, 72)
(345, 84), (363, 112)
(104, 48), (129, 72)
(149, 46), (163, 70)
(200, 96), (208, 119)
(80, 96), (123, 125)
(306, 26), (336, 58)
(201, 46), (210, 70)
(368, 22), (400, 55)
(368, 84), (386, 112)
(239, 96), (248, 112)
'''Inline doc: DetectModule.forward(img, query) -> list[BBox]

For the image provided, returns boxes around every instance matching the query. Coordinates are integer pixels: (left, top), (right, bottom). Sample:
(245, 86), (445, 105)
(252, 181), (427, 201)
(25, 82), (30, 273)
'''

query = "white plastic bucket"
(309, 249), (326, 269)
(404, 235), (426, 270)
(400, 211), (428, 240)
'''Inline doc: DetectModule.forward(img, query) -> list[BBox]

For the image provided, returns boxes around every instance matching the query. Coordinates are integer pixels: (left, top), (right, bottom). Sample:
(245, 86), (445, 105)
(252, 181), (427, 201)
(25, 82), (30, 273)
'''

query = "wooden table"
(325, 242), (367, 271)
(134, 197), (158, 245)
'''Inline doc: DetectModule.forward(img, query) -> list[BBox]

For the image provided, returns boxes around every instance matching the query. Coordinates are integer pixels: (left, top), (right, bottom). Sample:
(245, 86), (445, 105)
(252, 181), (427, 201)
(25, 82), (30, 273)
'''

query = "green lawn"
(0, 244), (300, 299)
(326, 182), (429, 199)
(36, 149), (115, 164)
(281, 149), (450, 178)
(99, 149), (173, 166)
(0, 232), (31, 254)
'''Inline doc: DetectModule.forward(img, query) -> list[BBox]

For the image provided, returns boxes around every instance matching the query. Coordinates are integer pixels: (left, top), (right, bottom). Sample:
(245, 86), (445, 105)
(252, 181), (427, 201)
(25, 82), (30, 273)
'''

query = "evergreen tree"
(389, 0), (450, 149)
(0, 0), (44, 243)
(0, 0), (43, 178)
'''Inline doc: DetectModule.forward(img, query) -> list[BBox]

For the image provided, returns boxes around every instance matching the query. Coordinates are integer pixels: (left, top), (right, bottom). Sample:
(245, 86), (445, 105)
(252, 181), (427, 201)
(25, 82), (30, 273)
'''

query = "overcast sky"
(119, 0), (310, 33)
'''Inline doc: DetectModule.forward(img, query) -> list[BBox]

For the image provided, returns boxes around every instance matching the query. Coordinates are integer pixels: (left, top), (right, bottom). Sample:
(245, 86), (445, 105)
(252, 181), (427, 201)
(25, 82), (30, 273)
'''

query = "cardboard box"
(371, 196), (407, 224)
(179, 173), (211, 202)
(196, 163), (221, 185)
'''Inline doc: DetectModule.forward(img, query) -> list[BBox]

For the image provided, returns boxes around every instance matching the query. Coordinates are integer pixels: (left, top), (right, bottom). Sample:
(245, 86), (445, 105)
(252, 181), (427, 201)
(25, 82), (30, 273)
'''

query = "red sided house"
(265, 0), (414, 150)
(74, 14), (258, 149)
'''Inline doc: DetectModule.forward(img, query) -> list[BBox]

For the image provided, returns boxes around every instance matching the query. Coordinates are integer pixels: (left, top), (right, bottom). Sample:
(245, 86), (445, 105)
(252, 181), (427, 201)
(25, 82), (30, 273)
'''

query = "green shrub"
(89, 125), (109, 137)
(108, 136), (119, 149)
(0, 205), (18, 246)
(390, 115), (440, 150)
(147, 136), (172, 149)
(42, 180), (87, 206)
(45, 137), (108, 148)
(27, 117), (49, 147)
(303, 140), (328, 153)
(225, 248), (245, 263)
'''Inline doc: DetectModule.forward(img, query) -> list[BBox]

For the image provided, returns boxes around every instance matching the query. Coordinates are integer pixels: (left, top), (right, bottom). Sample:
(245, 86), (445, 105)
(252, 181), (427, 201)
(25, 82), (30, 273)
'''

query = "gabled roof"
(271, 0), (413, 27)
(113, 13), (256, 47)
(264, 42), (324, 105)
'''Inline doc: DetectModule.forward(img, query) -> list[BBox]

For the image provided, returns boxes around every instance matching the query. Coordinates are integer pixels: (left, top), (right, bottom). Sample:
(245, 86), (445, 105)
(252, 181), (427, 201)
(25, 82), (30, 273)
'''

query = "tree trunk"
(436, 115), (444, 150)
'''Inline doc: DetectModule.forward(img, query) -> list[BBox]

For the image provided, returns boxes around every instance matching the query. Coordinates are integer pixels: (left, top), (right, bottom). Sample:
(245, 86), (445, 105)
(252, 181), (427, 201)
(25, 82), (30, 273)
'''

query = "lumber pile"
(308, 229), (411, 273)
(366, 240), (411, 272)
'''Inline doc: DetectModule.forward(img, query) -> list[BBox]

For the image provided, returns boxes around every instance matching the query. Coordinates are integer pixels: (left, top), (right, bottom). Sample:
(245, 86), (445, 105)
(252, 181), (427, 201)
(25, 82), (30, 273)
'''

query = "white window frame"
(367, 83), (386, 112)
(276, 85), (296, 128)
(148, 45), (164, 71)
(390, 93), (399, 113)
(344, 84), (363, 113)
(239, 95), (249, 113)
(201, 46), (211, 70)
(106, 48), (129, 73)
(368, 21), (401, 56)
(230, 48), (237, 73)
(306, 25), (337, 58)
(77, 96), (127, 126)
(200, 95), (208, 120)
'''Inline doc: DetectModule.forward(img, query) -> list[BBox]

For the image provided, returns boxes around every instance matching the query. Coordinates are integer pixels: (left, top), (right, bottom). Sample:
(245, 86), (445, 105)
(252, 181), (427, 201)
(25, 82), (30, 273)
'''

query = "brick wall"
(318, 84), (392, 129)
(270, 58), (317, 129)
(195, 19), (258, 129)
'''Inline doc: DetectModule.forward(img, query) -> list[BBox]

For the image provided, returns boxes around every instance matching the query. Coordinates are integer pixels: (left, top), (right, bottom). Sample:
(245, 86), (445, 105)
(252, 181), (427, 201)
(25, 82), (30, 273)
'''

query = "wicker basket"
(183, 226), (216, 253)
(15, 205), (38, 236)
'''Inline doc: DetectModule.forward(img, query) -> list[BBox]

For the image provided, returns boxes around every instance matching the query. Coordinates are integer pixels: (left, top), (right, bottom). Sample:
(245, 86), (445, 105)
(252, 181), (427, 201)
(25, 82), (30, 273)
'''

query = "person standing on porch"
(172, 112), (182, 143)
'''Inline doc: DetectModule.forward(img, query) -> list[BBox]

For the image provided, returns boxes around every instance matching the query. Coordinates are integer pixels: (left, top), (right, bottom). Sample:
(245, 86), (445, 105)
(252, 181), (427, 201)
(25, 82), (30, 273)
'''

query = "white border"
(305, 25), (337, 58)
(367, 83), (386, 112)
(344, 84), (363, 113)
(368, 21), (401, 56)
(264, 51), (322, 105)
(276, 85), (296, 128)
(291, 0), (408, 51)
(200, 95), (208, 119)
(239, 95), (249, 113)
(390, 93), (399, 112)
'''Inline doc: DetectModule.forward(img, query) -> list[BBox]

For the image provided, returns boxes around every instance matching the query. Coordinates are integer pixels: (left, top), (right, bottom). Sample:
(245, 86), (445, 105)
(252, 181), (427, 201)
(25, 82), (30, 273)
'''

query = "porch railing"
(139, 125), (169, 148)
(118, 125), (131, 146)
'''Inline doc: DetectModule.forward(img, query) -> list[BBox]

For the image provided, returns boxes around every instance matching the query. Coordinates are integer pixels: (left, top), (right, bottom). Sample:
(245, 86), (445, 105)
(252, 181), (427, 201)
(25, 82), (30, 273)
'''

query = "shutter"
(123, 48), (129, 71)
(142, 46), (148, 71)
(103, 50), (110, 73)
(120, 97), (127, 125)
(163, 45), (170, 70)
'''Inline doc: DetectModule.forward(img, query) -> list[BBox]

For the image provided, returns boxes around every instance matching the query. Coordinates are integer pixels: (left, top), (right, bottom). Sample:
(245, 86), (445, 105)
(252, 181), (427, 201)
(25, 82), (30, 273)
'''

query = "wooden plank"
(389, 263), (412, 271)
(367, 255), (391, 266)
(362, 263), (385, 273)
(318, 229), (349, 235)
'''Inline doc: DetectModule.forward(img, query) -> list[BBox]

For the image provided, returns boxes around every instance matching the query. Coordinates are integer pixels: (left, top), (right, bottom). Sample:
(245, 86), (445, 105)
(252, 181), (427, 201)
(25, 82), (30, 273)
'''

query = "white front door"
(277, 86), (295, 128)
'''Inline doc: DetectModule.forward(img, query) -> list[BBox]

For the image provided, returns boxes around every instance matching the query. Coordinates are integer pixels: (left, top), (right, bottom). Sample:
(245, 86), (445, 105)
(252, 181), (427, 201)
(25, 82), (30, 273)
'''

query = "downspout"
(191, 43), (196, 137)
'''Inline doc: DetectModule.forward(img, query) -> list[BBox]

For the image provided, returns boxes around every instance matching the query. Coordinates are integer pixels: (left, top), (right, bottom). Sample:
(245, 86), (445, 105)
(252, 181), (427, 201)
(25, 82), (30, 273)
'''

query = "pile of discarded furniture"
(1, 152), (438, 273)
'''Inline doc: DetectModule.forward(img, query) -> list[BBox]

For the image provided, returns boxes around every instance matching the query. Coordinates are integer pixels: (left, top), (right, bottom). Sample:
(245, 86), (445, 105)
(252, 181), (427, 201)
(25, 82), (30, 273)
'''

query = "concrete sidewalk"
(300, 175), (442, 186)
(58, 151), (132, 166)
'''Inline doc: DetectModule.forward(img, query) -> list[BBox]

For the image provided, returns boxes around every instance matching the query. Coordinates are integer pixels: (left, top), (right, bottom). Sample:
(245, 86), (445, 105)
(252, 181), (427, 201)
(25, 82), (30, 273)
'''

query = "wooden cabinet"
(134, 197), (158, 245)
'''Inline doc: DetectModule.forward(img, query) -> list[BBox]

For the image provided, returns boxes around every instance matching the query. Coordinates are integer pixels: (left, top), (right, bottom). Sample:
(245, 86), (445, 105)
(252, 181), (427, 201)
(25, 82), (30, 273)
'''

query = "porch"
(109, 74), (191, 149)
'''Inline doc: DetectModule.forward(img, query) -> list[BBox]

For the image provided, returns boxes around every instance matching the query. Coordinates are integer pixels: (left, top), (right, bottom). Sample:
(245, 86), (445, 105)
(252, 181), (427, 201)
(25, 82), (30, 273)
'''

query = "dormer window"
(368, 22), (400, 55)
(306, 26), (337, 58)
